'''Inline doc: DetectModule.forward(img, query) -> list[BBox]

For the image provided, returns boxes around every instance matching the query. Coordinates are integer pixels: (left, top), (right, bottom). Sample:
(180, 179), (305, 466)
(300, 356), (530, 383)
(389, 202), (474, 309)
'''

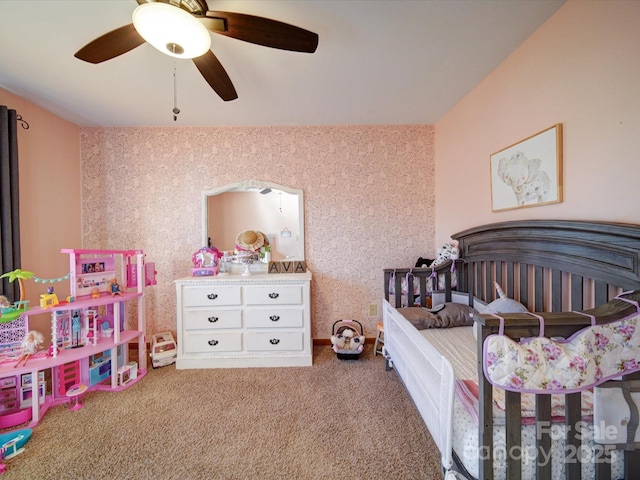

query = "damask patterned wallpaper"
(80, 125), (435, 339)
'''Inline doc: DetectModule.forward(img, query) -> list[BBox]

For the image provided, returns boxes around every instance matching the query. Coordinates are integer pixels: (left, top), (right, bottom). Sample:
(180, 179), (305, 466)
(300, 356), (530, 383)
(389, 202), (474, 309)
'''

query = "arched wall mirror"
(202, 180), (305, 264)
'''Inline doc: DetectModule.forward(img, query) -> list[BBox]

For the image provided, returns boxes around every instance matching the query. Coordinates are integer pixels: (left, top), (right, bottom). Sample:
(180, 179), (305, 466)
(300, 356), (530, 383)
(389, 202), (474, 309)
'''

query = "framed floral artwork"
(490, 124), (563, 212)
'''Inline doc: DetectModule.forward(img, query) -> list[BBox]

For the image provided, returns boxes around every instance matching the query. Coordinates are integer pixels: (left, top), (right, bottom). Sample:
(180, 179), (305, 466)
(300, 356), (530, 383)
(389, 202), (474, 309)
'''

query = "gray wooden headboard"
(452, 219), (640, 312)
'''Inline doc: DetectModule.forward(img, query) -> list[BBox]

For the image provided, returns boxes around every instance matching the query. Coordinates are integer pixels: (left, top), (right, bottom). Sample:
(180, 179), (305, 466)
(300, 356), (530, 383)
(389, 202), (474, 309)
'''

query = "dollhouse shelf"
(0, 248), (153, 430)
(0, 329), (143, 378)
(25, 292), (142, 317)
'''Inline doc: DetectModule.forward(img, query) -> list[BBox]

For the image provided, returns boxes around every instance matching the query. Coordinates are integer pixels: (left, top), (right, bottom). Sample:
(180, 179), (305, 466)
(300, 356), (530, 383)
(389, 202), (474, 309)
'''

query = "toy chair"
(374, 321), (385, 356)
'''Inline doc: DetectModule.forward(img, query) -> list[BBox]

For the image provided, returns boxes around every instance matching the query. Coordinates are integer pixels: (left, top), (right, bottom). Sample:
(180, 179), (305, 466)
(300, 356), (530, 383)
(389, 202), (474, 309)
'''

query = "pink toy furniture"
(66, 384), (88, 411)
(57, 361), (80, 397)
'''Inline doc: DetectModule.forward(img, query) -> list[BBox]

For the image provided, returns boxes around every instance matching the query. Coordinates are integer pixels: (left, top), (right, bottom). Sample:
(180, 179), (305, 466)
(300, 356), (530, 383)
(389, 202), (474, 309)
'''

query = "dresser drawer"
(0, 389), (16, 401)
(183, 332), (243, 353)
(0, 377), (16, 389)
(244, 285), (302, 305)
(182, 286), (242, 307)
(245, 331), (303, 352)
(183, 309), (242, 330)
(245, 308), (303, 329)
(0, 400), (17, 413)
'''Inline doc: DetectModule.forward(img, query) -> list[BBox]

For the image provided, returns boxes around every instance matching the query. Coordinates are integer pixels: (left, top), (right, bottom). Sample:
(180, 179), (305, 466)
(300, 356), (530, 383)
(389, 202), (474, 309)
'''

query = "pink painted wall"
(80, 126), (435, 338)
(0, 88), (81, 335)
(435, 0), (640, 247)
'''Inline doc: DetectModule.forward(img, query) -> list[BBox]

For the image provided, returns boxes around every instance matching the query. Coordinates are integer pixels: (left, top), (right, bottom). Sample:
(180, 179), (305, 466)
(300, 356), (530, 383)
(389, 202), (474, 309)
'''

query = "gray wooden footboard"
(453, 220), (640, 480)
(384, 220), (640, 480)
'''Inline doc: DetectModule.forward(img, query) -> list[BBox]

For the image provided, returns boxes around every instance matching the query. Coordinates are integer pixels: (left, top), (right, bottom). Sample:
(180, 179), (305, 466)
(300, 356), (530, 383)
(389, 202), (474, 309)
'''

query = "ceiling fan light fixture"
(132, 3), (211, 59)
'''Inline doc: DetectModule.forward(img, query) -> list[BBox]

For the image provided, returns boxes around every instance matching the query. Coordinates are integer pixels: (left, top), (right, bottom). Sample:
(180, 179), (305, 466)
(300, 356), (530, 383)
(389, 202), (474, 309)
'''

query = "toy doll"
(0, 296), (10, 308)
(110, 278), (123, 296)
(71, 312), (82, 347)
(14, 330), (44, 368)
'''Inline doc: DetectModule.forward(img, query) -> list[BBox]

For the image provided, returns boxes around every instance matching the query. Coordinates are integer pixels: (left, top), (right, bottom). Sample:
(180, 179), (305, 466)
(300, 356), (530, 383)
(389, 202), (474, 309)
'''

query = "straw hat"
(235, 230), (266, 252)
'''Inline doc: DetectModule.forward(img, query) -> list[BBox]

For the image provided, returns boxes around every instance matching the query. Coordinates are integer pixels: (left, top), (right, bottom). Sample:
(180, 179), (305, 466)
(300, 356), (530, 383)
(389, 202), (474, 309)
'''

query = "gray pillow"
(399, 303), (477, 330)
(436, 302), (477, 326)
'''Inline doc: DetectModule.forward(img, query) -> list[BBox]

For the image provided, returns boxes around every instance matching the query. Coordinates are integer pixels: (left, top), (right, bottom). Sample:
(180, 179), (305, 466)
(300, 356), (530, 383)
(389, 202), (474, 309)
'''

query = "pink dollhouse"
(0, 249), (155, 429)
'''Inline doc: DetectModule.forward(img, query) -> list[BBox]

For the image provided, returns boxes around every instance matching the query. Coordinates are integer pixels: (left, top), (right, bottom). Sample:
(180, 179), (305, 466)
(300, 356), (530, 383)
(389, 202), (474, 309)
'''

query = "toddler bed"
(383, 220), (640, 480)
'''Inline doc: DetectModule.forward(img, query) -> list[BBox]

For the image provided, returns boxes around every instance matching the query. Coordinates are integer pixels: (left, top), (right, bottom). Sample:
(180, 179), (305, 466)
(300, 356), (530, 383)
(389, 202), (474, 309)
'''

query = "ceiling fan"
(74, 0), (319, 102)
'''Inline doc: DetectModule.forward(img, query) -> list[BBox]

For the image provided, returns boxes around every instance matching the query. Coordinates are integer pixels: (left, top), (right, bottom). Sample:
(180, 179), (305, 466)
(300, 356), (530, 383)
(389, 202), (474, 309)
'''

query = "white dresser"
(175, 272), (312, 368)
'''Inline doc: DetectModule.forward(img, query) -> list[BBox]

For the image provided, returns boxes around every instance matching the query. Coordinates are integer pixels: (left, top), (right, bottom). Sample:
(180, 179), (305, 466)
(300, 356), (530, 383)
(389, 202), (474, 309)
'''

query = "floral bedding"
(483, 295), (640, 394)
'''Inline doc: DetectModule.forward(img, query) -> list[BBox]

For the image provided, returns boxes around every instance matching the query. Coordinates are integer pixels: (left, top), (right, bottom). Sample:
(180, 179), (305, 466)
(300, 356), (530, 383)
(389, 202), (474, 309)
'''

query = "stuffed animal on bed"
(415, 257), (434, 268)
(473, 282), (530, 340)
(348, 333), (365, 351)
(429, 242), (460, 268)
(332, 332), (347, 349)
(479, 282), (528, 314)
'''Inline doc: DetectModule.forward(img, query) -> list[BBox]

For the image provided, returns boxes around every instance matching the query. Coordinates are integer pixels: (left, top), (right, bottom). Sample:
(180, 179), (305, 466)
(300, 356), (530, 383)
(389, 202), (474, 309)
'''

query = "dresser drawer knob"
(269, 338), (280, 345)
(208, 339), (219, 346)
(268, 292), (279, 299)
(270, 315), (280, 322)
(208, 316), (219, 323)
(207, 293), (219, 300)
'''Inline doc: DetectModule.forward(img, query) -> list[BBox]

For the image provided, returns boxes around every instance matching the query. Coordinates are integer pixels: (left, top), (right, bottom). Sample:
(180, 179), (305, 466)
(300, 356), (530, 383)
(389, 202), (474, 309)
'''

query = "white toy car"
(150, 332), (177, 368)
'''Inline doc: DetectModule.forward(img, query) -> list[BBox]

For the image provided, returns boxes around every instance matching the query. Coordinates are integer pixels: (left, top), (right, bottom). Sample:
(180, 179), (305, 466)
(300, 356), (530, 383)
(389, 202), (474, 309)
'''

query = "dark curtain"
(0, 105), (21, 302)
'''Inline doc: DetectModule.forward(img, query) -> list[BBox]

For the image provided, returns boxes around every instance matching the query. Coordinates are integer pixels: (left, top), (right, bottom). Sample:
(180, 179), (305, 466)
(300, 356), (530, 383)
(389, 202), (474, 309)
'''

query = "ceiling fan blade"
(75, 24), (145, 64)
(192, 50), (238, 102)
(205, 11), (318, 53)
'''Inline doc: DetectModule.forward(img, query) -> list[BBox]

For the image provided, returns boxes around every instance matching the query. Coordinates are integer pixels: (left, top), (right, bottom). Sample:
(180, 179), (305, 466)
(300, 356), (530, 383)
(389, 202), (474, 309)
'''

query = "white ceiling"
(0, 0), (565, 127)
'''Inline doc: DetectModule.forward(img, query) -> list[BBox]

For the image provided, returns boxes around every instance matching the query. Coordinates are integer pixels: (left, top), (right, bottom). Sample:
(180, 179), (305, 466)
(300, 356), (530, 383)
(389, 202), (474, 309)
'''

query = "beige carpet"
(2, 346), (442, 480)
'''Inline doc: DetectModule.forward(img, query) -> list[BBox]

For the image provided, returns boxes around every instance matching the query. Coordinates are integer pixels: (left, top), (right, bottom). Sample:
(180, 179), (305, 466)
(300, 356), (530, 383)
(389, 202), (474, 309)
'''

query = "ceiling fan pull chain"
(172, 51), (180, 121)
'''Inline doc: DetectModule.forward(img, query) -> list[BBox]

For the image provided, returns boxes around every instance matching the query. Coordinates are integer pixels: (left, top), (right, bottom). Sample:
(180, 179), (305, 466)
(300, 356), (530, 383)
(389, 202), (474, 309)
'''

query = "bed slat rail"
(383, 259), (464, 308)
(536, 395), (552, 479)
(460, 260), (626, 321)
(505, 390), (522, 480)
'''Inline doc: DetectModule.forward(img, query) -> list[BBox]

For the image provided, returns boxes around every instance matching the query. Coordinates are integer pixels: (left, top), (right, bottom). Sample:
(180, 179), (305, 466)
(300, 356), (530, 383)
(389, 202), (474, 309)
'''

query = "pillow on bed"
(398, 303), (477, 329)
